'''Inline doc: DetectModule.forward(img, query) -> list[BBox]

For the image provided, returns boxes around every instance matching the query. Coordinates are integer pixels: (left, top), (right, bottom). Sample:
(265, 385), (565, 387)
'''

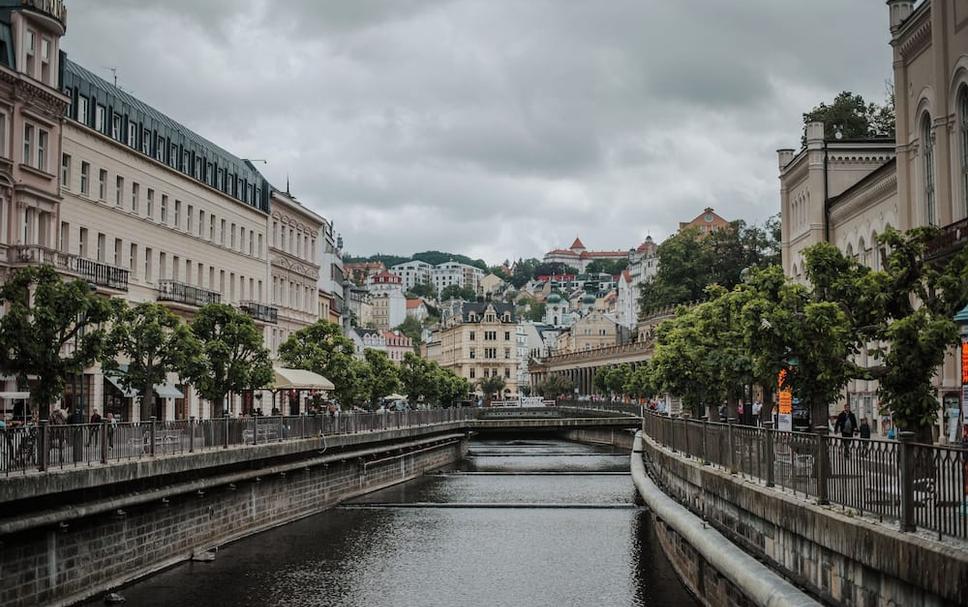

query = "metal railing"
(925, 216), (968, 260)
(157, 279), (221, 307)
(239, 300), (279, 324)
(12, 245), (130, 290)
(636, 410), (967, 541)
(0, 408), (476, 476)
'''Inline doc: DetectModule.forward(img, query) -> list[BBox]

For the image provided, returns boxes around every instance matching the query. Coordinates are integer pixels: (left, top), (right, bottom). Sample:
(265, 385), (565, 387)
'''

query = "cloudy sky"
(65, 1), (894, 265)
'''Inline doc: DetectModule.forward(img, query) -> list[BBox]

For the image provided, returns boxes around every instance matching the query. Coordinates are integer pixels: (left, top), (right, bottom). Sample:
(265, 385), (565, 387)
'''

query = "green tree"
(440, 285), (477, 301)
(624, 363), (657, 400)
(103, 302), (200, 422)
(183, 304), (273, 415)
(639, 228), (714, 313)
(802, 90), (895, 143)
(399, 352), (440, 405)
(477, 375), (507, 406)
(0, 266), (115, 419)
(364, 349), (401, 405)
(407, 281), (436, 299)
(278, 320), (359, 407)
(585, 259), (630, 275)
(536, 374), (575, 400)
(527, 302), (546, 322)
(437, 368), (470, 407)
(510, 258), (540, 288)
(394, 316), (424, 348)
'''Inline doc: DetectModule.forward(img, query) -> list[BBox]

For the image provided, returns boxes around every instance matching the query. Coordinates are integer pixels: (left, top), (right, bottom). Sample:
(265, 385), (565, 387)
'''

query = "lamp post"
(954, 304), (968, 444)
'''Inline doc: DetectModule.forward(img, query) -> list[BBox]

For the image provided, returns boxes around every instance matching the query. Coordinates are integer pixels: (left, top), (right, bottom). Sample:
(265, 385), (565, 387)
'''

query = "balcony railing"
(925, 217), (968, 260)
(13, 245), (129, 291)
(239, 300), (278, 324)
(157, 279), (221, 307)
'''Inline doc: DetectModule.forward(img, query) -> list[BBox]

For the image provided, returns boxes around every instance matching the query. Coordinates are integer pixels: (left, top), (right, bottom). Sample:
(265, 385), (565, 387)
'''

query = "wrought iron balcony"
(12, 245), (129, 291)
(925, 217), (968, 261)
(239, 300), (278, 324)
(157, 279), (221, 307)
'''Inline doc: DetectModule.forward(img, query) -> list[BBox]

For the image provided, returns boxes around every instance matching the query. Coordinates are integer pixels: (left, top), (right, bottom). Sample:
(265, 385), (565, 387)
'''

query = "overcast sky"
(65, 1), (893, 265)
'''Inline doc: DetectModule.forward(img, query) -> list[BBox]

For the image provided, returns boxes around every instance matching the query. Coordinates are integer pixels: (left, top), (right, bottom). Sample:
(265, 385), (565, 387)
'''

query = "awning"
(104, 375), (139, 398)
(154, 382), (183, 399)
(385, 393), (407, 401)
(0, 391), (29, 400)
(273, 367), (335, 391)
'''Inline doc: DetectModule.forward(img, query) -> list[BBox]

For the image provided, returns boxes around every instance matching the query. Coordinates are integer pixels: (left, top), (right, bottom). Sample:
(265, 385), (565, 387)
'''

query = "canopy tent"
(384, 393), (408, 401)
(104, 367), (184, 400)
(272, 367), (335, 391)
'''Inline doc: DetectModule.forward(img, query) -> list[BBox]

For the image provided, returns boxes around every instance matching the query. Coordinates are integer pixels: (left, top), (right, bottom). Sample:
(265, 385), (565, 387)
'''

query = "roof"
(547, 248), (579, 256)
(406, 298), (425, 309)
(461, 301), (516, 323)
(827, 157), (897, 208)
(62, 59), (272, 214)
(273, 367), (335, 391)
(636, 237), (656, 253)
(370, 270), (402, 283)
(579, 250), (627, 258)
(570, 236), (586, 250)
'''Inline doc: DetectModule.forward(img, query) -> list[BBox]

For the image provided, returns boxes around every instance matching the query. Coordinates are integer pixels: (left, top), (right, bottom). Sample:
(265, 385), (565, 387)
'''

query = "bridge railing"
(0, 408), (477, 477)
(558, 399), (643, 417)
(635, 410), (968, 541)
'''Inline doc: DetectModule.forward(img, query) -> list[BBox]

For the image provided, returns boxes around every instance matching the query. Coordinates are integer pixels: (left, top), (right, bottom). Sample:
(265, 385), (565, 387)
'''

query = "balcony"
(239, 300), (278, 324)
(925, 217), (968, 261)
(157, 279), (220, 307)
(12, 245), (129, 291)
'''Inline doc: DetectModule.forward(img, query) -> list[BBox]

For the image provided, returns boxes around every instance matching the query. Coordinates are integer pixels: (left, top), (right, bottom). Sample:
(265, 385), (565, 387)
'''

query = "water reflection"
(81, 438), (697, 607)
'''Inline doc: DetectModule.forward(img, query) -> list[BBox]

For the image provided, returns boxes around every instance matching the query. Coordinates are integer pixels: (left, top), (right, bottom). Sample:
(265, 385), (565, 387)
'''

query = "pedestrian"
(106, 412), (116, 450)
(886, 423), (896, 440)
(87, 408), (102, 447)
(834, 403), (858, 459)
(859, 417), (871, 457)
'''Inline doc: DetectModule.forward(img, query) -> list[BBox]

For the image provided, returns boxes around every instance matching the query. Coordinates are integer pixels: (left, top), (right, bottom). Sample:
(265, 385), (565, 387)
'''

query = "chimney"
(805, 121), (825, 149)
(887, 0), (914, 33)
(777, 148), (795, 169)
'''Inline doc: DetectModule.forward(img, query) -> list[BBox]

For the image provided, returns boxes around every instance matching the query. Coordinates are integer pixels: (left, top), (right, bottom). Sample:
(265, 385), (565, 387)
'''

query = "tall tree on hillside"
(103, 302), (200, 421)
(182, 304), (273, 415)
(0, 266), (115, 419)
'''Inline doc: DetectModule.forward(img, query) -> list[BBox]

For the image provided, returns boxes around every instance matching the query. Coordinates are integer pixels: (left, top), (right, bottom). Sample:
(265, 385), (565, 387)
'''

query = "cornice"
(271, 253), (320, 280)
(896, 10), (932, 60)
(829, 172), (898, 225)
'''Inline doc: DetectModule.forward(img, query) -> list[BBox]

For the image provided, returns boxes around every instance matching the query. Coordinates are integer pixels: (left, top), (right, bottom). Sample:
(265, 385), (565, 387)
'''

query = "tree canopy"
(802, 90), (895, 144)
(440, 285), (477, 301)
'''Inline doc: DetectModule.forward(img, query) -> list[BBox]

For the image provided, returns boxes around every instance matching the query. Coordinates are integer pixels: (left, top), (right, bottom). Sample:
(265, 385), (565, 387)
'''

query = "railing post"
(764, 421), (775, 487)
(726, 417), (737, 474)
(681, 412), (691, 458)
(700, 417), (709, 465)
(669, 415), (677, 453)
(189, 417), (195, 453)
(278, 415), (284, 442)
(898, 431), (916, 532)
(100, 421), (108, 464)
(815, 425), (829, 505)
(38, 419), (48, 472)
(149, 417), (156, 457)
(252, 416), (259, 445)
(223, 415), (229, 449)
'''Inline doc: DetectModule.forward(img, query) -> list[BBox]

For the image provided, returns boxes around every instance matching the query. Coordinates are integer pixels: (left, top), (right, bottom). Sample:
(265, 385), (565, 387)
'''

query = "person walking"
(105, 412), (116, 450)
(87, 409), (102, 447)
(858, 417), (871, 457)
(834, 404), (858, 459)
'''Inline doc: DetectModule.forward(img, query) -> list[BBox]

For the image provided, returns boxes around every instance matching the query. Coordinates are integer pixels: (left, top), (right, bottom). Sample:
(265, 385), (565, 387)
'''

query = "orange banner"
(961, 340), (968, 385)
(778, 370), (793, 415)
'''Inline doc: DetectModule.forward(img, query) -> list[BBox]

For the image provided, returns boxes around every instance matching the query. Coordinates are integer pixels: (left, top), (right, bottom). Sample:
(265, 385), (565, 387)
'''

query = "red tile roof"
(570, 236), (586, 250)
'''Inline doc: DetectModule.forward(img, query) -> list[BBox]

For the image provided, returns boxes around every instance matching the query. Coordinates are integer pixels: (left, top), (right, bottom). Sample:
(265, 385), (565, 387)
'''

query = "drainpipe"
(823, 138), (830, 243)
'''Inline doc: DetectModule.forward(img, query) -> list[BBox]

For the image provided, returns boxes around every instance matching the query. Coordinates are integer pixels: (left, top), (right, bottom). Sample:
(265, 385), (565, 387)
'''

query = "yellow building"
(429, 302), (519, 398)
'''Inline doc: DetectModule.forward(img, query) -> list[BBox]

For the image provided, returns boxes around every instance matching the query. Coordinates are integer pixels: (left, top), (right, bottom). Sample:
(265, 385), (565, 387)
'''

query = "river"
(83, 438), (697, 607)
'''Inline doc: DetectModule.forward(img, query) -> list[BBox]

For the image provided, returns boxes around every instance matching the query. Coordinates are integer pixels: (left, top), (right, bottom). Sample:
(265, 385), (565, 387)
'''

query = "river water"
(86, 438), (697, 607)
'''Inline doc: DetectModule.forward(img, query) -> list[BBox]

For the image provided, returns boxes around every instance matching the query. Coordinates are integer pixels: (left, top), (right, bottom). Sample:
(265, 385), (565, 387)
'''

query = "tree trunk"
(215, 396), (225, 417)
(141, 381), (154, 422)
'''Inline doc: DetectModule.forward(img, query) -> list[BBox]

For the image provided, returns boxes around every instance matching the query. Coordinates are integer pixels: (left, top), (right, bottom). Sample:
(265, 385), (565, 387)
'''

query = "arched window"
(922, 113), (936, 226)
(959, 86), (968, 218)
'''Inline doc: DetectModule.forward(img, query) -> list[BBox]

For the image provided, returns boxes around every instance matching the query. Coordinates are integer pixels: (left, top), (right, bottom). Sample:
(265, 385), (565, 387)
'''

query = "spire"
(286, 174), (291, 196)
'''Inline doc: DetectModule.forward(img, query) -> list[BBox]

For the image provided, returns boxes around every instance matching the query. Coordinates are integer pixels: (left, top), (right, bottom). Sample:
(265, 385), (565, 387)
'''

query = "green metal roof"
(61, 57), (270, 214)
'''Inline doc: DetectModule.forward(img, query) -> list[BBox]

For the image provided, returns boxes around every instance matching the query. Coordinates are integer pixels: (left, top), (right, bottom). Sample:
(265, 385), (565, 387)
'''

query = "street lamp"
(954, 304), (968, 444)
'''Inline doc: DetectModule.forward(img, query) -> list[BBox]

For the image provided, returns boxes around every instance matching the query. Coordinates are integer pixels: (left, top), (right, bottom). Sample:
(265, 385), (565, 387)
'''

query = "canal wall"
(560, 426), (637, 450)
(0, 433), (468, 607)
(637, 432), (968, 607)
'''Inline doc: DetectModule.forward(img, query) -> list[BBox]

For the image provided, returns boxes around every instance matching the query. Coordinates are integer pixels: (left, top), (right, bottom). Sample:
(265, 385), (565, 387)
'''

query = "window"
(231, 223), (236, 248)
(22, 124), (31, 165)
(169, 143), (178, 168)
(146, 189), (154, 219)
(187, 205), (194, 232)
(155, 134), (165, 162)
(504, 368), (510, 379)
(61, 153), (70, 187)
(115, 176), (123, 206)
(142, 128), (150, 155)
(504, 331), (510, 341)
(40, 37), (49, 83)
(470, 348), (476, 359)
(249, 232), (254, 256)
(504, 348), (511, 359)
(220, 219), (226, 244)
(172, 255), (179, 280)
(95, 105), (106, 132)
(159, 252), (167, 279)
(144, 248), (152, 281)
(80, 162), (89, 195)
(0, 113), (6, 158)
(922, 113), (936, 226)
(209, 214), (215, 240)
(257, 234), (263, 257)
(198, 209), (204, 237)
(112, 113), (121, 140)
(129, 243), (137, 274)
(59, 221), (68, 252)
(113, 238), (121, 266)
(960, 87), (968, 218)
(24, 29), (34, 76)
(469, 368), (476, 379)
(469, 331), (475, 341)
(77, 96), (89, 125)
(128, 122), (137, 148)
(98, 169), (107, 200)
(36, 129), (47, 171)
(174, 200), (181, 228)
(78, 227), (87, 257)
(240, 227), (246, 251)
(161, 196), (168, 223)
(131, 182), (139, 213)
(182, 150), (191, 173)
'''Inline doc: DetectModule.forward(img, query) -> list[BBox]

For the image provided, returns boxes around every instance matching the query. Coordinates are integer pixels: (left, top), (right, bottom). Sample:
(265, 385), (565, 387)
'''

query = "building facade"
(429, 302), (519, 397)
(368, 270), (406, 330)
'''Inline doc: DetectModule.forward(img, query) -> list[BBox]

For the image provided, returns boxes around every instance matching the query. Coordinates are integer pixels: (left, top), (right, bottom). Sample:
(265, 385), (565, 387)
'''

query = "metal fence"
(637, 409), (968, 541)
(0, 408), (476, 476)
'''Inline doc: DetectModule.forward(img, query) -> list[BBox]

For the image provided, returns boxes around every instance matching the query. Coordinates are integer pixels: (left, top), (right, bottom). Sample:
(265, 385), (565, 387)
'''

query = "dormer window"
(141, 128), (150, 155)
(24, 29), (35, 78)
(128, 122), (137, 148)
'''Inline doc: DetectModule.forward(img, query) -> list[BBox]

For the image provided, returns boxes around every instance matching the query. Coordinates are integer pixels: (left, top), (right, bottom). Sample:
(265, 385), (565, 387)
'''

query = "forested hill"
(344, 250), (489, 271)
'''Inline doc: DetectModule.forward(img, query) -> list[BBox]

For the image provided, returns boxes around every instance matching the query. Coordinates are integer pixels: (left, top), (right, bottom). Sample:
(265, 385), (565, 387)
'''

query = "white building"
(368, 270), (406, 330)
(390, 259), (433, 291)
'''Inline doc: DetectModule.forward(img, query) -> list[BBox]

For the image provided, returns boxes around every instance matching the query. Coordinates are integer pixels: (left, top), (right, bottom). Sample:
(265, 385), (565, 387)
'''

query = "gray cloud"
(64, 0), (893, 263)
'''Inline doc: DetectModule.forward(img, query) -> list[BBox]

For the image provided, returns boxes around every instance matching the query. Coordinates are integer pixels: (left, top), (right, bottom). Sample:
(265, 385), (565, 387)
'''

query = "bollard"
(898, 431), (916, 532)
(100, 421), (108, 464)
(189, 417), (195, 453)
(726, 418), (737, 474)
(764, 423), (775, 487)
(38, 419), (48, 472)
(149, 417), (156, 457)
(814, 425), (829, 505)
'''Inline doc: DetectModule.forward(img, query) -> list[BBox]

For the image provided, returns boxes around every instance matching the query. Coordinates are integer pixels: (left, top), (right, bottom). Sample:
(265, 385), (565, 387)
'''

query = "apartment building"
(429, 302), (519, 397)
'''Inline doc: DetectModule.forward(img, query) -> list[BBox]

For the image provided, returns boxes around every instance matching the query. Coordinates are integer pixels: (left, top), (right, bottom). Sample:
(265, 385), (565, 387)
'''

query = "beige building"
(556, 311), (620, 354)
(778, 0), (967, 431)
(429, 302), (519, 398)
(269, 189), (324, 357)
